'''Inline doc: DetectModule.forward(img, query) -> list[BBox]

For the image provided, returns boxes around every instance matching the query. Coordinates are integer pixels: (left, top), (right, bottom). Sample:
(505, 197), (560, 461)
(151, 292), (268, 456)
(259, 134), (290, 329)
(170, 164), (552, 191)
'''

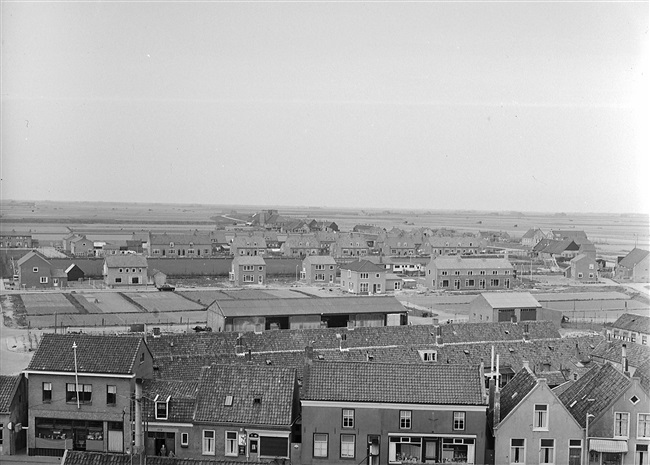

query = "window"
(342, 409), (355, 428)
(115, 277), (122, 283)
(314, 433), (328, 457)
(202, 430), (215, 455)
(66, 383), (92, 403)
(315, 273), (325, 281)
(225, 431), (238, 456)
(490, 279), (500, 287)
(510, 438), (525, 464)
(614, 412), (629, 437)
(107, 385), (116, 405)
(420, 350), (437, 362)
(155, 400), (168, 420)
(568, 439), (582, 465)
(441, 279), (449, 288)
(466, 279), (475, 287)
(376, 273), (380, 278)
(454, 270), (460, 276)
(589, 264), (594, 269)
(375, 284), (381, 293)
(360, 283), (369, 293)
(243, 275), (254, 282)
(40, 276), (48, 284)
(638, 414), (650, 438)
(316, 264), (325, 270)
(42, 382), (52, 402)
(224, 395), (233, 406)
(32, 266), (39, 273)
(340, 434), (355, 459)
(243, 265), (254, 271)
(181, 432), (189, 447)
(399, 410), (411, 429)
(441, 271), (448, 276)
(453, 412), (466, 430)
(467, 270), (473, 276)
(492, 270), (499, 275)
(534, 404), (548, 430)
(480, 270), (486, 275)
(119, 268), (123, 273)
(360, 273), (369, 279)
(540, 439), (555, 464)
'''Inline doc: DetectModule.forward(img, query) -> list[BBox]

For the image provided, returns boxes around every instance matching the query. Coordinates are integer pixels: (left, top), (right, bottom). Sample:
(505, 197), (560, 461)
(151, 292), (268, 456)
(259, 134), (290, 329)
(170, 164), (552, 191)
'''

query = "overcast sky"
(2, 1), (648, 214)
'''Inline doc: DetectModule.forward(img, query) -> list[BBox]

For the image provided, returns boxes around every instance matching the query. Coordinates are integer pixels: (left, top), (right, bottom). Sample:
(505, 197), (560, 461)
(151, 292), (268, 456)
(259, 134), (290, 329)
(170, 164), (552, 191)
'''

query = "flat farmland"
(81, 292), (141, 313)
(21, 294), (78, 315)
(127, 293), (205, 312)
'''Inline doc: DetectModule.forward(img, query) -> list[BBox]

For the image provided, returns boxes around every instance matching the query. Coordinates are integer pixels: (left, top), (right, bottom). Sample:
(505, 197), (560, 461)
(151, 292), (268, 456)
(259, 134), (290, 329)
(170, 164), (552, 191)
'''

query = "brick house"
(419, 236), (481, 256)
(491, 365), (584, 465)
(379, 233), (419, 257)
(24, 334), (153, 457)
(0, 229), (34, 248)
(0, 374), (28, 456)
(332, 233), (372, 258)
(16, 251), (68, 289)
(521, 228), (549, 248)
(606, 314), (650, 347)
(566, 254), (599, 283)
(559, 362), (650, 465)
(103, 254), (148, 286)
(229, 256), (266, 286)
(148, 232), (212, 258)
(301, 359), (488, 465)
(281, 234), (323, 258)
(425, 256), (514, 292)
(230, 234), (267, 257)
(616, 248), (650, 283)
(340, 259), (386, 295)
(69, 235), (94, 256)
(301, 255), (337, 285)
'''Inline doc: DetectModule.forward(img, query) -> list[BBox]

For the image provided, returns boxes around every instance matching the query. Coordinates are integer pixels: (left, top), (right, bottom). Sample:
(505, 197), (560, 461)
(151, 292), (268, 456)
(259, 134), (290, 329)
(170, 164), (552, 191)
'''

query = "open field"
(21, 294), (77, 315)
(1, 200), (648, 260)
(127, 292), (205, 312)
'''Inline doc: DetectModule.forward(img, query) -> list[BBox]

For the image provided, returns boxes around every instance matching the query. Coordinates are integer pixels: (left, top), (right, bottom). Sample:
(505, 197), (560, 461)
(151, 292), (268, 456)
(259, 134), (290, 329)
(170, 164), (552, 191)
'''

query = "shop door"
(638, 444), (649, 465)
(424, 439), (438, 462)
(73, 427), (87, 450)
(368, 435), (380, 465)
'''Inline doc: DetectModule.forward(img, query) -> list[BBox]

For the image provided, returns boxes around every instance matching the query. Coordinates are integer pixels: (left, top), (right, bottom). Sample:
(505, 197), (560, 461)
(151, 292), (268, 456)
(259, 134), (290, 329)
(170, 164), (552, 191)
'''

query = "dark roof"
(104, 254), (148, 268)
(432, 256), (513, 270)
(591, 339), (650, 368)
(16, 250), (49, 267)
(611, 313), (650, 334)
(62, 451), (265, 465)
(339, 259), (385, 272)
(441, 321), (559, 343)
(0, 375), (21, 413)
(232, 256), (266, 266)
(194, 364), (296, 426)
(143, 379), (198, 423)
(619, 248), (650, 268)
(558, 363), (631, 427)
(303, 361), (485, 405)
(27, 334), (145, 375)
(499, 367), (537, 421)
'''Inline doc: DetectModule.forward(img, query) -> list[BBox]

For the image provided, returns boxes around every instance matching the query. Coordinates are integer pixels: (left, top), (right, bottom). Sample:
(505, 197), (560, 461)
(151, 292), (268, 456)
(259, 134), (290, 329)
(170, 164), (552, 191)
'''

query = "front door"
(368, 435), (380, 465)
(373, 284), (378, 293)
(258, 275), (263, 284)
(424, 439), (438, 462)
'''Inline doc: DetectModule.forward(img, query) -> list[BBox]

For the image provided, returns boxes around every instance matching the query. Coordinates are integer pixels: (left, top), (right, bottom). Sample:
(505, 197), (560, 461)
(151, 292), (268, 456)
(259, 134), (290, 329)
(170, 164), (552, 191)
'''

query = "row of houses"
(3, 312), (649, 464)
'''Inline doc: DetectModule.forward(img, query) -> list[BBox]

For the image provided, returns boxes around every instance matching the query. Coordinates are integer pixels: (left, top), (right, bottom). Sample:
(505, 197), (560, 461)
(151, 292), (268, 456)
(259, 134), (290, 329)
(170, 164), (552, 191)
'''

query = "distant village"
(0, 209), (649, 465)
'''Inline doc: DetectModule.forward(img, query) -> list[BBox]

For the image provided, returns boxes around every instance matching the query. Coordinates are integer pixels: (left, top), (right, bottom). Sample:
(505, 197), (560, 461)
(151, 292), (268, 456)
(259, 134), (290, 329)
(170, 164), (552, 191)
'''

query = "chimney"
(488, 378), (501, 428)
(622, 344), (629, 376)
(235, 333), (245, 355)
(522, 360), (530, 372)
(246, 349), (252, 362)
(511, 315), (517, 324)
(523, 324), (530, 341)
(575, 343), (580, 358)
(436, 326), (443, 345)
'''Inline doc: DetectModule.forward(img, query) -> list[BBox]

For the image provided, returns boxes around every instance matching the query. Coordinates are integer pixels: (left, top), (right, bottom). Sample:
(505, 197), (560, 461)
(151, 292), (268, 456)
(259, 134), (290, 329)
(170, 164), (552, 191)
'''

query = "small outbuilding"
(65, 263), (85, 282)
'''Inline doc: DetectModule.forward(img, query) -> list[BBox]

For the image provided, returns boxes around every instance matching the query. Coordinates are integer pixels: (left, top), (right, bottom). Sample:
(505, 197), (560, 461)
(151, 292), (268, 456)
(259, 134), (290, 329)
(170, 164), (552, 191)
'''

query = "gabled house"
(148, 232), (212, 258)
(606, 313), (650, 346)
(103, 254), (148, 286)
(379, 233), (419, 257)
(332, 232), (372, 258)
(16, 251), (68, 289)
(301, 255), (337, 285)
(301, 359), (488, 465)
(521, 228), (549, 248)
(491, 365), (584, 465)
(193, 364), (299, 462)
(281, 234), (323, 258)
(0, 374), (28, 456)
(616, 248), (650, 283)
(534, 239), (581, 260)
(425, 256), (514, 292)
(308, 220), (339, 232)
(69, 235), (94, 256)
(230, 234), (267, 257)
(340, 259), (386, 295)
(558, 362), (650, 465)
(419, 236), (481, 256)
(24, 334), (153, 457)
(551, 230), (589, 241)
(566, 254), (599, 283)
(229, 256), (266, 286)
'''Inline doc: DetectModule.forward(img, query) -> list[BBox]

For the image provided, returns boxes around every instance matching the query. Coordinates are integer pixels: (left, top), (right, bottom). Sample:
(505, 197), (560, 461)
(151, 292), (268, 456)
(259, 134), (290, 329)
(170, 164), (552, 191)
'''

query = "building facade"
(425, 256), (514, 292)
(103, 255), (148, 286)
(16, 251), (68, 289)
(340, 259), (387, 295)
(301, 255), (337, 285)
(229, 256), (266, 286)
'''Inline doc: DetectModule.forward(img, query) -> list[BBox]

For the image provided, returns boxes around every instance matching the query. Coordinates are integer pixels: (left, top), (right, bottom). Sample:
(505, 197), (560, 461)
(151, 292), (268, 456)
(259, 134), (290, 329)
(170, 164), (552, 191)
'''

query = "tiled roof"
(16, 250), (49, 267)
(27, 334), (145, 374)
(536, 239), (579, 255)
(211, 296), (405, 317)
(62, 451), (266, 465)
(441, 321), (559, 343)
(143, 379), (198, 423)
(619, 248), (650, 268)
(570, 254), (595, 264)
(0, 375), (20, 413)
(303, 255), (337, 265)
(231, 234), (267, 248)
(521, 228), (539, 239)
(499, 367), (537, 421)
(283, 234), (319, 248)
(591, 339), (650, 368)
(104, 254), (148, 268)
(232, 256), (266, 265)
(479, 292), (541, 309)
(339, 259), (385, 272)
(303, 361), (485, 405)
(52, 268), (68, 278)
(431, 256), (513, 270)
(425, 236), (480, 247)
(194, 364), (296, 426)
(611, 313), (650, 334)
(150, 232), (212, 246)
(558, 363), (631, 427)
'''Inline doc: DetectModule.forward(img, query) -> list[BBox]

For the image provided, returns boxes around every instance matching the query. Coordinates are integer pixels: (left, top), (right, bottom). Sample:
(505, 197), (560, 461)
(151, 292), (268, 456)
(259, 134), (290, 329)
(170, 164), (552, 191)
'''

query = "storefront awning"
(589, 439), (628, 453)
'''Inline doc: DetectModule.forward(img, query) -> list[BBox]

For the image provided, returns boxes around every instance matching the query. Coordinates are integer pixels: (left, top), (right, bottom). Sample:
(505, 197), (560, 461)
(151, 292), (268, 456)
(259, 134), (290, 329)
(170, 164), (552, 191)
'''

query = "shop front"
(388, 434), (476, 464)
(588, 439), (628, 465)
(33, 418), (106, 455)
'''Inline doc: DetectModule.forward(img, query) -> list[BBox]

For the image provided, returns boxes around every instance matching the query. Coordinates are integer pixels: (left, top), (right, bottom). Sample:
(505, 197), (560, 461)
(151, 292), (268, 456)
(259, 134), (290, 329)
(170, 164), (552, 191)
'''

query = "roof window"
(224, 395), (233, 406)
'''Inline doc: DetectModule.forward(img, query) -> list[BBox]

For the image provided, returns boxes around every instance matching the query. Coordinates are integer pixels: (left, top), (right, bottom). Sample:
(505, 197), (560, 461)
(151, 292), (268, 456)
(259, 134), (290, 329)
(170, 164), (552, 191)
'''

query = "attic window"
(504, 330), (509, 335)
(419, 350), (437, 362)
(463, 349), (470, 355)
(224, 395), (233, 406)
(570, 400), (577, 407)
(265, 359), (272, 365)
(511, 391), (518, 399)
(508, 347), (515, 353)
(548, 346), (554, 351)
(317, 354), (324, 360)
(155, 395), (170, 420)
(253, 396), (262, 405)
(630, 395), (640, 405)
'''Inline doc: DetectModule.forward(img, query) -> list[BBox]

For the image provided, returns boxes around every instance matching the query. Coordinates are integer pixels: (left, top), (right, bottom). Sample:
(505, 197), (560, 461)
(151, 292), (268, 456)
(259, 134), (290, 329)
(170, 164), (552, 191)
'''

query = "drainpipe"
(135, 379), (143, 454)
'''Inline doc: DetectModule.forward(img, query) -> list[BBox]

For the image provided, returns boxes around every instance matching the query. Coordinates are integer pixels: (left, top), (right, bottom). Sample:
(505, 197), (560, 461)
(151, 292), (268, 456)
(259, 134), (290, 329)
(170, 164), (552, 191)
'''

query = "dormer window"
(224, 395), (233, 406)
(155, 395), (170, 420)
(253, 396), (262, 405)
(419, 350), (437, 362)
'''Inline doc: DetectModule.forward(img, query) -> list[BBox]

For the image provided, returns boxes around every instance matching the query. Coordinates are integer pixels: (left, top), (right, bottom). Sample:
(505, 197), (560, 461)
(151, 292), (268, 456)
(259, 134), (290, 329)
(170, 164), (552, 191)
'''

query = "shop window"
(313, 433), (328, 457)
(340, 434), (355, 459)
(399, 410), (411, 430)
(202, 430), (215, 455)
(342, 409), (355, 428)
(106, 385), (116, 405)
(42, 382), (52, 402)
(453, 412), (466, 430)
(568, 439), (582, 465)
(225, 431), (238, 456)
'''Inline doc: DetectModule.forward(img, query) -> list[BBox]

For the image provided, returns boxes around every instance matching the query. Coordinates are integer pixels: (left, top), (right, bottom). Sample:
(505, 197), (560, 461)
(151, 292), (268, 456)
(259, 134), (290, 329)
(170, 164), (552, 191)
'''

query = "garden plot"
(70, 294), (103, 313)
(82, 293), (141, 313)
(178, 290), (233, 303)
(126, 293), (205, 313)
(21, 294), (78, 315)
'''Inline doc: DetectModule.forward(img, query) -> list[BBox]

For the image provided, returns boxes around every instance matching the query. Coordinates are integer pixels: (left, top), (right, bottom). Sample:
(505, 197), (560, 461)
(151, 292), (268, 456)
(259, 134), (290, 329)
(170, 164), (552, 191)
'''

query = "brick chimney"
(622, 344), (630, 376)
(435, 325), (443, 345)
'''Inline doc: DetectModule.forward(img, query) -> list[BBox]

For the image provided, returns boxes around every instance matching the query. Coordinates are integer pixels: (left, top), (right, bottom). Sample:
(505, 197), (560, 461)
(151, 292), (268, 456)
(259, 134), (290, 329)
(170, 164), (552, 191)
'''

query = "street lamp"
(585, 413), (595, 465)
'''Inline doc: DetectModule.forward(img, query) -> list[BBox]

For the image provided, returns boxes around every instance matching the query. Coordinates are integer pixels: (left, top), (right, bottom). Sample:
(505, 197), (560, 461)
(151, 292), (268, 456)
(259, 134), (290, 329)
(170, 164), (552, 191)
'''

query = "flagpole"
(72, 342), (80, 409)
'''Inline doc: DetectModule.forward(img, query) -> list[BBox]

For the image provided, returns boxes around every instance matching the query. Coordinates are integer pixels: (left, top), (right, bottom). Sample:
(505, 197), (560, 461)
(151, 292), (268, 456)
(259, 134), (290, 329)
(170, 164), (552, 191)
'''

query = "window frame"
(155, 399), (168, 420)
(614, 411), (630, 438)
(539, 438), (555, 464)
(181, 432), (189, 448)
(42, 382), (52, 403)
(453, 411), (466, 431)
(340, 434), (356, 459)
(568, 439), (582, 465)
(533, 404), (549, 431)
(342, 409), (355, 429)
(40, 276), (48, 284)
(399, 410), (412, 430)
(510, 438), (525, 465)
(202, 430), (215, 455)
(106, 385), (116, 405)
(225, 430), (238, 457)
(637, 413), (650, 439)
(313, 433), (329, 458)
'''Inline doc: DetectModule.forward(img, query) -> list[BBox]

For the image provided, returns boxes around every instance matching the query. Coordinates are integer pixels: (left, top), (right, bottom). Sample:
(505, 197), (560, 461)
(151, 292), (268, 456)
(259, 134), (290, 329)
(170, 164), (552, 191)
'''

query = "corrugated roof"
(480, 292), (541, 309)
(303, 361), (485, 405)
